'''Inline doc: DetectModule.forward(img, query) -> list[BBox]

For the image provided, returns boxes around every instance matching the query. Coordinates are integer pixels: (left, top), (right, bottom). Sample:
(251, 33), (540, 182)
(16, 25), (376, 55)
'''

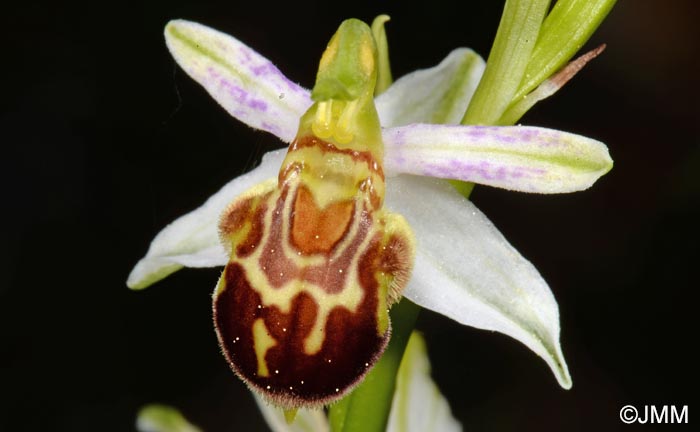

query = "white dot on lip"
(282, 328), (287, 332)
(327, 359), (332, 363)
(275, 370), (279, 374)
(266, 385), (271, 389)
(301, 380), (304, 384)
(289, 386), (293, 390)
(335, 388), (339, 392)
(338, 269), (343, 273)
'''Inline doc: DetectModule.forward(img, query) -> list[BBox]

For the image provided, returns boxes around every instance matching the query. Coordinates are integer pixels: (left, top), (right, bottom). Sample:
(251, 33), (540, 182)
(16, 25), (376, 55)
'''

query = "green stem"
(462, 0), (550, 125)
(328, 300), (420, 432)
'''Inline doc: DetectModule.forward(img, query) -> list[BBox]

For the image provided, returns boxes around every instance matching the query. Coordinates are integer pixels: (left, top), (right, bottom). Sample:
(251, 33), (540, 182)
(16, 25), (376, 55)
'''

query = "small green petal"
(462, 0), (551, 125)
(136, 404), (201, 432)
(371, 14), (393, 95)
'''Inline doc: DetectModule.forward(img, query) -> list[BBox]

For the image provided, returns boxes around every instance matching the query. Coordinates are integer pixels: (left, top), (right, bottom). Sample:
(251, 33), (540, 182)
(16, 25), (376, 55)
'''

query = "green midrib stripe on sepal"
(165, 22), (281, 109)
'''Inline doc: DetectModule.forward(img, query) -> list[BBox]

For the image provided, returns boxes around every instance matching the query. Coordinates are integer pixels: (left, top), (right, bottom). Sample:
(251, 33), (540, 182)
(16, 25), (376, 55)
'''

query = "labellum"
(213, 19), (415, 408)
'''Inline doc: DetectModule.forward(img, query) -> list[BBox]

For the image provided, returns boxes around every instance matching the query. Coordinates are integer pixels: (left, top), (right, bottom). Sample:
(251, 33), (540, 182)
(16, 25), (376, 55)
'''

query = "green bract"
(464, 0), (617, 126)
(514, 0), (617, 102)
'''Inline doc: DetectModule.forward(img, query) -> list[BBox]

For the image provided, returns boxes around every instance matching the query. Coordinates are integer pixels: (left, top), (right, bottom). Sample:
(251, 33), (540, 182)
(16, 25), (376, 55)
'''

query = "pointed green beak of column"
(311, 19), (377, 102)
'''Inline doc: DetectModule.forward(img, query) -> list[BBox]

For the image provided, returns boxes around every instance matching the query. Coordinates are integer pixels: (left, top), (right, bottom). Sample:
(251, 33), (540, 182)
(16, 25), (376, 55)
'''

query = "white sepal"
(383, 123), (612, 193)
(375, 48), (485, 127)
(127, 150), (285, 289)
(165, 20), (311, 142)
(386, 175), (571, 388)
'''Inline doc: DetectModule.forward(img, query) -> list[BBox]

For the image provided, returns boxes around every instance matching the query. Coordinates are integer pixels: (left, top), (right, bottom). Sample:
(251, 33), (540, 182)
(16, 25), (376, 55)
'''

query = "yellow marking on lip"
(252, 318), (277, 377)
(282, 145), (383, 209)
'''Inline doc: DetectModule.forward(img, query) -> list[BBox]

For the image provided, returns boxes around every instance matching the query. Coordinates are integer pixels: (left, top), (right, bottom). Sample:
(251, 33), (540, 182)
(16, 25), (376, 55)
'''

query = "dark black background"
(2, 0), (697, 431)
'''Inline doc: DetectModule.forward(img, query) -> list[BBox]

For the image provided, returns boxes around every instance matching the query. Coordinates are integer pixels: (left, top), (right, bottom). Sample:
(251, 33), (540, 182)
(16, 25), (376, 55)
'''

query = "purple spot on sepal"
(420, 157), (548, 184)
(496, 133), (517, 144)
(207, 66), (221, 80)
(206, 66), (269, 113)
(226, 83), (245, 100)
(465, 126), (488, 138)
(248, 99), (268, 111)
(238, 46), (254, 63)
(510, 169), (525, 179)
(252, 63), (273, 77)
(477, 161), (496, 180)
(495, 166), (507, 179)
(517, 129), (538, 142)
(385, 128), (408, 147)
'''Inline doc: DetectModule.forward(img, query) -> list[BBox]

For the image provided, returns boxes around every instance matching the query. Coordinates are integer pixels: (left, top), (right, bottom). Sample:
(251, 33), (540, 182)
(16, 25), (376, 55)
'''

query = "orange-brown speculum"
(213, 135), (414, 408)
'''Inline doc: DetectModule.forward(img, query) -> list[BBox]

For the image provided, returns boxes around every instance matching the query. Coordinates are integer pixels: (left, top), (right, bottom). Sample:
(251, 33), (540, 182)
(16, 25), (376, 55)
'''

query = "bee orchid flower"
(128, 18), (612, 409)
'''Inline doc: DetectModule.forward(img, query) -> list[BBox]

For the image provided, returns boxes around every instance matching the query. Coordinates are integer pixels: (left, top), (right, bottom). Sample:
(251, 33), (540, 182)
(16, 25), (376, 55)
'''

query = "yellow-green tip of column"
(311, 19), (377, 102)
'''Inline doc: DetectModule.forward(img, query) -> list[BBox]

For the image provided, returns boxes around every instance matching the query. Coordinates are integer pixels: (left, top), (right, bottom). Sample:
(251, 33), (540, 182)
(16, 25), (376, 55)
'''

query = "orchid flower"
(128, 10), (611, 418)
